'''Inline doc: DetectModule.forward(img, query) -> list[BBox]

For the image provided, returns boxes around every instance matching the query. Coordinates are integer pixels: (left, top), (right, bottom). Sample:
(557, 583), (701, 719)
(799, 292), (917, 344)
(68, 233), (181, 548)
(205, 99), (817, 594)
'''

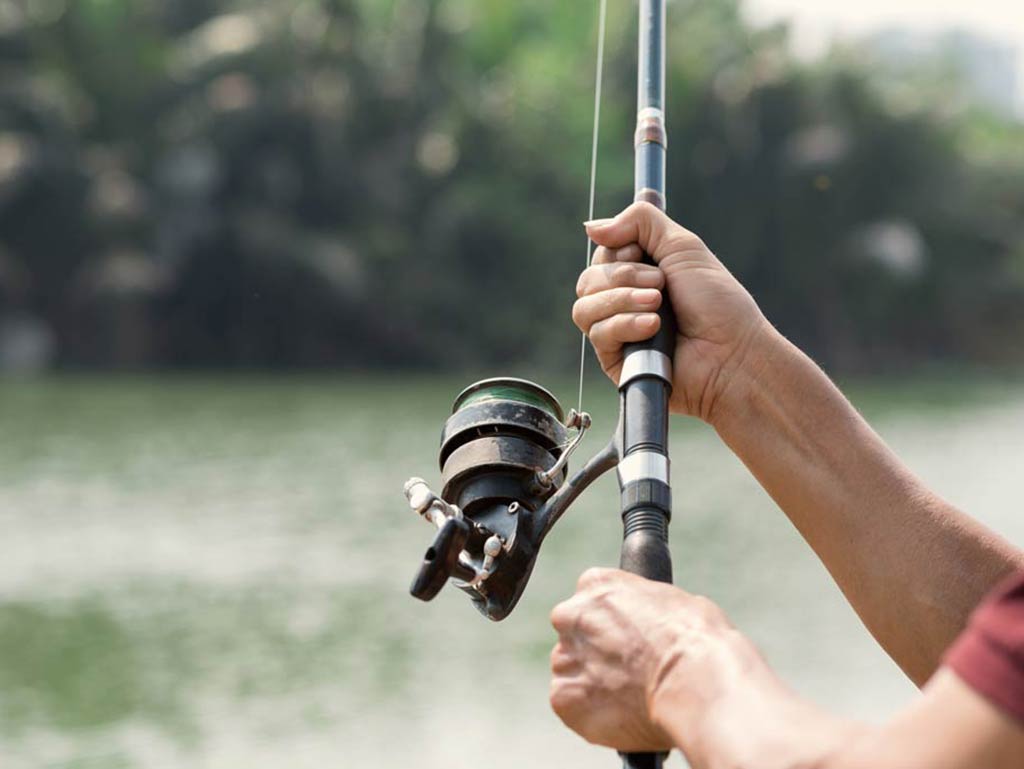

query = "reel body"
(405, 378), (605, 621)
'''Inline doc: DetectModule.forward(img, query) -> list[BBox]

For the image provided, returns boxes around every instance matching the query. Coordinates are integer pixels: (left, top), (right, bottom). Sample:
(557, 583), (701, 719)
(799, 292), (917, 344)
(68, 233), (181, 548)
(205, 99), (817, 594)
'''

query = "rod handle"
(618, 255), (674, 769)
(619, 509), (672, 769)
(619, 509), (672, 582)
(620, 752), (666, 769)
(622, 250), (676, 364)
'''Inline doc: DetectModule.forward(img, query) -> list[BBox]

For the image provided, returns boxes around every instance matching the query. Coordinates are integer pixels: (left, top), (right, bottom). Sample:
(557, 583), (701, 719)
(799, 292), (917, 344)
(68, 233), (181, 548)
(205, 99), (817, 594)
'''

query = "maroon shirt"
(945, 571), (1024, 722)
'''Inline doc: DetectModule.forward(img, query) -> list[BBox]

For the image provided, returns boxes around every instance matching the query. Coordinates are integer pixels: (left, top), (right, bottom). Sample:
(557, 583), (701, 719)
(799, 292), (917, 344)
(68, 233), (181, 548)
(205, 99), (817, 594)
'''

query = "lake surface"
(1, 373), (1022, 769)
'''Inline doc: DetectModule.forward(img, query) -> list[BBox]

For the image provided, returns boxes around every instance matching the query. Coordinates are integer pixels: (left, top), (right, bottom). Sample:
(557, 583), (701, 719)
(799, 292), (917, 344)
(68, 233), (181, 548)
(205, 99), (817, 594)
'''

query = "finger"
(576, 567), (618, 591)
(589, 313), (661, 355)
(572, 288), (661, 334)
(550, 598), (581, 634)
(585, 202), (704, 262)
(550, 641), (580, 674)
(592, 243), (644, 265)
(549, 676), (589, 723)
(576, 262), (664, 298)
(686, 593), (729, 625)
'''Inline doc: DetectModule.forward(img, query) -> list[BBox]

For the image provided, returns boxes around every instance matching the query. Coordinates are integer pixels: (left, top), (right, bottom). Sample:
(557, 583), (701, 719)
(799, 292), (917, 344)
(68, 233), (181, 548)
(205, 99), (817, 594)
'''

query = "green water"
(1, 374), (1023, 769)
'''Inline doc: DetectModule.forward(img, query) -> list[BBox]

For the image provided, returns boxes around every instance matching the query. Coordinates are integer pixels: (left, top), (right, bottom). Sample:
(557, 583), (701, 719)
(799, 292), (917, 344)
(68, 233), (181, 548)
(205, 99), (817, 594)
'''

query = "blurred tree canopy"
(0, 0), (1022, 373)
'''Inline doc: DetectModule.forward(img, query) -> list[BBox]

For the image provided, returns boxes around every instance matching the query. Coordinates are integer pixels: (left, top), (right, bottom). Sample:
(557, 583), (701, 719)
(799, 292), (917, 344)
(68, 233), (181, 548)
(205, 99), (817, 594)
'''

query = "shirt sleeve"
(944, 570), (1024, 723)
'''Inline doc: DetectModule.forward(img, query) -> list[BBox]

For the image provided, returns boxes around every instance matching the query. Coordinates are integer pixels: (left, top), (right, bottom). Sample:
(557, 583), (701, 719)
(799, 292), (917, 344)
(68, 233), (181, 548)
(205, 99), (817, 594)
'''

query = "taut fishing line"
(577, 0), (608, 416)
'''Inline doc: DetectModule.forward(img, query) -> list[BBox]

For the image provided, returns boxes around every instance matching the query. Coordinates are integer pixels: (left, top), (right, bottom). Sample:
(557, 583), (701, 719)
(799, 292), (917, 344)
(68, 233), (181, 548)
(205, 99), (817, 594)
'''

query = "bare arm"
(658, 664), (1024, 769)
(713, 329), (1024, 683)
(577, 204), (1024, 683)
(831, 669), (1024, 769)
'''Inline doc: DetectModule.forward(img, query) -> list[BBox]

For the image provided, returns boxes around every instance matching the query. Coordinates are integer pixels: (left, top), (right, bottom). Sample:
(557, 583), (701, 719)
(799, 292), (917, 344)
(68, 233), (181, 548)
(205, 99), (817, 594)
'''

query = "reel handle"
(410, 516), (473, 601)
(622, 252), (676, 363)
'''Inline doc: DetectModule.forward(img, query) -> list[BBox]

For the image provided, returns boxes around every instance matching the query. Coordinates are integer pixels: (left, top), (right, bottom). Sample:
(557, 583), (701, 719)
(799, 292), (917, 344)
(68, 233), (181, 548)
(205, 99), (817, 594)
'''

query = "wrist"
(646, 628), (771, 763)
(647, 629), (864, 769)
(654, 663), (863, 769)
(706, 319), (789, 432)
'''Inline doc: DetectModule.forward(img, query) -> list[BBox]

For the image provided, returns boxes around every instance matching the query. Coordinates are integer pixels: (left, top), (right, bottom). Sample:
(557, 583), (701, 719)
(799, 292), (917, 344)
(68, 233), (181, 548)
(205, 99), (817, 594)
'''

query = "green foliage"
(0, 0), (1022, 372)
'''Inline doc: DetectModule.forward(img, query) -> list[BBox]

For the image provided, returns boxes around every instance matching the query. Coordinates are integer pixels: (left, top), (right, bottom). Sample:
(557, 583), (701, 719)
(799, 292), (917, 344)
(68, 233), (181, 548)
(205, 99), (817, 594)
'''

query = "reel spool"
(404, 377), (595, 621)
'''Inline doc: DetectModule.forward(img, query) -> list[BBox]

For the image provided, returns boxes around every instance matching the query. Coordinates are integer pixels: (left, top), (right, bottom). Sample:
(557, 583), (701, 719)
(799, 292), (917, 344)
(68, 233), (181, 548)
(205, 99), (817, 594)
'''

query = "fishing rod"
(403, 2), (674, 767)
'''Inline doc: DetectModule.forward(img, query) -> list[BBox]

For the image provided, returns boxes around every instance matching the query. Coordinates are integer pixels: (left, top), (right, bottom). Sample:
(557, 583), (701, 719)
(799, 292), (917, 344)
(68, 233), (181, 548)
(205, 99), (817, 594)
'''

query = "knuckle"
(588, 319), (615, 351)
(550, 601), (571, 630)
(578, 566), (612, 590)
(616, 243), (643, 263)
(578, 266), (606, 297)
(550, 643), (577, 673)
(613, 314), (639, 339)
(664, 231), (706, 255)
(576, 567), (602, 590)
(571, 298), (587, 329)
(689, 594), (722, 621)
(604, 287), (629, 313)
(549, 643), (561, 666)
(610, 263), (637, 286)
(576, 270), (591, 298)
(549, 682), (574, 715)
(629, 200), (659, 218)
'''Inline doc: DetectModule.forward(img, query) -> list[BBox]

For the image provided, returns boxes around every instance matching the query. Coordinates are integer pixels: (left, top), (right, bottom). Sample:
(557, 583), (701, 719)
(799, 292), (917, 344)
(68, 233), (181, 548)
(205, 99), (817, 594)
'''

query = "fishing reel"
(404, 377), (619, 621)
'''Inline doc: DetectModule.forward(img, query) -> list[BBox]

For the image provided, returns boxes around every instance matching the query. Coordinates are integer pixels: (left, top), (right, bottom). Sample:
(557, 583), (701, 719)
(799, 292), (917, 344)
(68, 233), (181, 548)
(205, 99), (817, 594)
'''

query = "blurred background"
(1, 0), (1023, 767)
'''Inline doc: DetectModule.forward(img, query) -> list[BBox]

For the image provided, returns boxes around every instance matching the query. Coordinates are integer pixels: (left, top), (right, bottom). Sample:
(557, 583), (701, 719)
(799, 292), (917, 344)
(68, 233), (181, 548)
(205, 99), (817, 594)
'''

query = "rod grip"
(619, 509), (672, 582)
(622, 253), (675, 363)
(620, 753), (666, 769)
(619, 251), (674, 769)
(619, 509), (671, 769)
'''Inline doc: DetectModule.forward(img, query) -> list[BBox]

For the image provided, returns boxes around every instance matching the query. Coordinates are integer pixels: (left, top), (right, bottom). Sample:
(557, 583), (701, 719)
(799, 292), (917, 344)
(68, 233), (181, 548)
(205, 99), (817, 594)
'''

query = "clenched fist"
(548, 568), (766, 754)
(575, 203), (772, 423)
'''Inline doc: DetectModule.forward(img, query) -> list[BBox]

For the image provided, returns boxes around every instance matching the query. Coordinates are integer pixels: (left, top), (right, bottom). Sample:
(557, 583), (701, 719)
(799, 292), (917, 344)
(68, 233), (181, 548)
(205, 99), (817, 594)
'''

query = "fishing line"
(576, 0), (608, 417)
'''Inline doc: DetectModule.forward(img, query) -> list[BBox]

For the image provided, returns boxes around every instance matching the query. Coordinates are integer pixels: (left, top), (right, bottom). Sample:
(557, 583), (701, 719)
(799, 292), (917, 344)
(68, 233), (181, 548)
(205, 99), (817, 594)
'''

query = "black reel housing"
(410, 378), (569, 620)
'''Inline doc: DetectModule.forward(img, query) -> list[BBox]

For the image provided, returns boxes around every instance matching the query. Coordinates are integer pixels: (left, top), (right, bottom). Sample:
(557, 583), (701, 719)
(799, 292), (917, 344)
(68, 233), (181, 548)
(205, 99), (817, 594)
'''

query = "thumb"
(584, 202), (687, 263)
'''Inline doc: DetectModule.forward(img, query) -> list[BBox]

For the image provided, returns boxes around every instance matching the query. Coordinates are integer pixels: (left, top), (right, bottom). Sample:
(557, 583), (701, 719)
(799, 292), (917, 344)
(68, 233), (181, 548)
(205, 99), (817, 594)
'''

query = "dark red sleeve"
(944, 570), (1024, 723)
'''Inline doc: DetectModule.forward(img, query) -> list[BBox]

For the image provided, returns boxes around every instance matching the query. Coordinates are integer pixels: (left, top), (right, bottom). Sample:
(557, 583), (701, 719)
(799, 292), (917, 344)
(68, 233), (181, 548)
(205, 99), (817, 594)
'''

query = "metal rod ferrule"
(619, 349), (672, 388)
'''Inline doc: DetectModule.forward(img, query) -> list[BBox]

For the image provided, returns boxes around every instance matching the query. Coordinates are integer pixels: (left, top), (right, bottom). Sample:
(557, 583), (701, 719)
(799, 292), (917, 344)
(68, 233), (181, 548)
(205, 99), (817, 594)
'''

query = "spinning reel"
(402, 357), (676, 622)
(403, 377), (621, 621)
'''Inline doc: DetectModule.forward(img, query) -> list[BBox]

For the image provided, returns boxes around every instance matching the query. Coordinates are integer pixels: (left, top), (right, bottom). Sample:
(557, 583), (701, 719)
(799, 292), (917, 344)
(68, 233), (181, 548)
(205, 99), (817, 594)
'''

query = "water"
(1, 373), (1022, 769)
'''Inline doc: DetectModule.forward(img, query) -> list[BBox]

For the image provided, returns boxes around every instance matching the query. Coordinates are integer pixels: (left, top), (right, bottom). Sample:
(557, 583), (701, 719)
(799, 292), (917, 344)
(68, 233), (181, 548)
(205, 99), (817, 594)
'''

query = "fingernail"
(632, 288), (661, 305)
(635, 313), (659, 330)
(583, 218), (614, 228)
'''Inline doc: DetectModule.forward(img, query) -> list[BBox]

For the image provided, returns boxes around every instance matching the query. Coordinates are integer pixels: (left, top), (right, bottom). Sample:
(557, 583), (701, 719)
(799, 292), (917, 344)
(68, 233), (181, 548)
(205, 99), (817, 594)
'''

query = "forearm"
(825, 669), (1024, 769)
(713, 327), (1024, 683)
(653, 649), (866, 769)
(655, 663), (1023, 769)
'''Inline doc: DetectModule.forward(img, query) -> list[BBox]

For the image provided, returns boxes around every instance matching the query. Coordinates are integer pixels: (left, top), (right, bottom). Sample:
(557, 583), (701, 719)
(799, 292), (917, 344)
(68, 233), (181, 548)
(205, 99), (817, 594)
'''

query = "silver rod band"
(617, 450), (670, 486)
(635, 107), (667, 148)
(618, 349), (672, 389)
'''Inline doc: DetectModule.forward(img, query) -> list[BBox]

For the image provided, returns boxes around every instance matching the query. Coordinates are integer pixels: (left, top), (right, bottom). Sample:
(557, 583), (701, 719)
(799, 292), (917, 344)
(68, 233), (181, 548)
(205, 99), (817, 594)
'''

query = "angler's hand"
(574, 202), (771, 422)
(548, 567), (766, 754)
